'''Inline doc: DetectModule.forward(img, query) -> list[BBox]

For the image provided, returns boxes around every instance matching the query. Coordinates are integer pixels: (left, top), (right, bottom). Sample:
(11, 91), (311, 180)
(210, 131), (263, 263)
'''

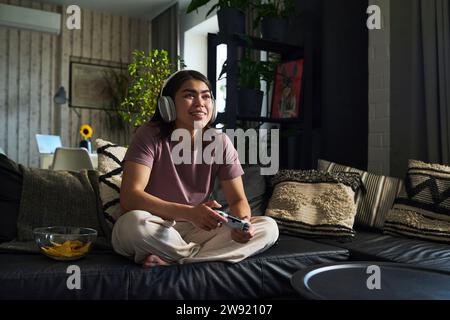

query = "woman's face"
(174, 79), (213, 132)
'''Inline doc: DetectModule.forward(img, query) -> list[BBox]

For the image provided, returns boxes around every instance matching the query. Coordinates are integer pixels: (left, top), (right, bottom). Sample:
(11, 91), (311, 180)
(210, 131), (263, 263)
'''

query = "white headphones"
(157, 70), (217, 123)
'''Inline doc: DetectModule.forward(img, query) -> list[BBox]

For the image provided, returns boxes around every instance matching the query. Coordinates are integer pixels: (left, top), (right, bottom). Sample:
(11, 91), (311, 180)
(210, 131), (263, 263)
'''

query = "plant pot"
(238, 88), (263, 117)
(261, 17), (289, 42)
(217, 8), (245, 35)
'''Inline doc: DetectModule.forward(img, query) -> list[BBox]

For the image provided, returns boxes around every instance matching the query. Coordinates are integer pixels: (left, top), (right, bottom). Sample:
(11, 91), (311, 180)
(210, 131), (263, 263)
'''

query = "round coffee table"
(291, 261), (450, 300)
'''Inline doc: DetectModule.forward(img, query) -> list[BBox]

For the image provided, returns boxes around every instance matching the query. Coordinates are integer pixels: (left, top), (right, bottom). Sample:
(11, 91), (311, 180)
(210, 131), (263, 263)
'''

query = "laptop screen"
(35, 134), (62, 154)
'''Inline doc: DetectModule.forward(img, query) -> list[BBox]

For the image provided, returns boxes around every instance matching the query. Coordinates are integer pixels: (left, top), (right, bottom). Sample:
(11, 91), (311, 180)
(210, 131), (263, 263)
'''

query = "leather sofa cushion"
(0, 235), (349, 300)
(316, 229), (450, 272)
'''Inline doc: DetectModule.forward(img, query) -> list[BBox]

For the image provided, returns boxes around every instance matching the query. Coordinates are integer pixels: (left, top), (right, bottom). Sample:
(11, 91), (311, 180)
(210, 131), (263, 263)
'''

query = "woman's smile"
(189, 109), (207, 121)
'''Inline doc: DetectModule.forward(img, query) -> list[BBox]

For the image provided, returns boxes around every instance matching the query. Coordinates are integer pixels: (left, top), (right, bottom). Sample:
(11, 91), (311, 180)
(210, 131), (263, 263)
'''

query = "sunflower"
(80, 124), (93, 140)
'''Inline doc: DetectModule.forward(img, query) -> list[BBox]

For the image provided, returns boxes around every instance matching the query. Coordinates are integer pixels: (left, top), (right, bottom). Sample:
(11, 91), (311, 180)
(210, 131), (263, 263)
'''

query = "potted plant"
(253, 0), (296, 42)
(104, 64), (131, 131)
(186, 0), (250, 35)
(118, 49), (185, 128)
(237, 54), (274, 117)
(219, 49), (278, 117)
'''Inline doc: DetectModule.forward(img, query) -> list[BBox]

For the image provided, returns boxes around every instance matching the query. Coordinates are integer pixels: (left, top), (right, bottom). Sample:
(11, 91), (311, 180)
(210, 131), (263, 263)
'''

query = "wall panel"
(0, 1), (151, 166)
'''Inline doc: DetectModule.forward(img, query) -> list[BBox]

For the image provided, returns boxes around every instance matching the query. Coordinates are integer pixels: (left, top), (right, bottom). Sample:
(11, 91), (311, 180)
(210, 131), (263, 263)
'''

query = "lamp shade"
(54, 86), (67, 104)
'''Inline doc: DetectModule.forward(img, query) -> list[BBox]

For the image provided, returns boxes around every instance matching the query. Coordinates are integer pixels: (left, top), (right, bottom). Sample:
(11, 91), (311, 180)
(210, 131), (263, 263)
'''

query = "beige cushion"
(265, 170), (362, 240)
(384, 159), (450, 244)
(95, 139), (127, 229)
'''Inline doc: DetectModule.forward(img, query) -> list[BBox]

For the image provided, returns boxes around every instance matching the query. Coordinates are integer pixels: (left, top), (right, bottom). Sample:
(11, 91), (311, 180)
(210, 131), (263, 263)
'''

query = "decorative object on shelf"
(70, 61), (125, 110)
(219, 47), (278, 117)
(186, 0), (249, 35)
(271, 59), (304, 119)
(79, 124), (93, 153)
(119, 49), (186, 127)
(253, 0), (296, 42)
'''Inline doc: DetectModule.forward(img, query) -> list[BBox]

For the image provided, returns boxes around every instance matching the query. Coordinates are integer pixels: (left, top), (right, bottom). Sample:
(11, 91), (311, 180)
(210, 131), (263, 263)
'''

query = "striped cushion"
(318, 159), (403, 230)
(384, 159), (450, 244)
(265, 170), (362, 240)
(95, 139), (127, 229)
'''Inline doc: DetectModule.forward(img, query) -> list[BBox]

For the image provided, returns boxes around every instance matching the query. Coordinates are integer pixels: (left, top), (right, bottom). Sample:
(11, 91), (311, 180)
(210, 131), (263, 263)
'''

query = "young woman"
(112, 70), (279, 268)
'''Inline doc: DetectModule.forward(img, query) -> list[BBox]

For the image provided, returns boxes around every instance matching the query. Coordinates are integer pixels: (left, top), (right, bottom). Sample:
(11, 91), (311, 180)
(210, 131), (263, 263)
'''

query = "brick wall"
(368, 0), (390, 175)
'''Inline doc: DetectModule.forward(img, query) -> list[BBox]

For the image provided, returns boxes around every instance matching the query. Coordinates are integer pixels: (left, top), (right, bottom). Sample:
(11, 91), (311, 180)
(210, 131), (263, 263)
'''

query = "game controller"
(214, 210), (250, 232)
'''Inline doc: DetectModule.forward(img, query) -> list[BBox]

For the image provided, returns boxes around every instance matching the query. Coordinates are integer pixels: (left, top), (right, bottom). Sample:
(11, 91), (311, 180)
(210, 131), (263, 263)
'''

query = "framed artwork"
(271, 59), (304, 119)
(69, 61), (125, 110)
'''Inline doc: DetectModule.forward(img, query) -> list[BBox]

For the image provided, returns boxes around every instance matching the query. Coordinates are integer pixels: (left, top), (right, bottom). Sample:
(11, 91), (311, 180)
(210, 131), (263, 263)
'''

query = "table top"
(291, 261), (450, 300)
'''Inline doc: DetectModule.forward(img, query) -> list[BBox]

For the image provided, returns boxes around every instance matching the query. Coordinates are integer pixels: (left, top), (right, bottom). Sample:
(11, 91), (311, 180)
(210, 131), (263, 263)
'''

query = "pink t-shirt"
(123, 122), (244, 206)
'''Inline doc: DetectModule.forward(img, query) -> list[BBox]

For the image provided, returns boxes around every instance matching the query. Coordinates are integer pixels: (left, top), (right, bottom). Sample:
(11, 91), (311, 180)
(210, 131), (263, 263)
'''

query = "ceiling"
(34, 0), (181, 20)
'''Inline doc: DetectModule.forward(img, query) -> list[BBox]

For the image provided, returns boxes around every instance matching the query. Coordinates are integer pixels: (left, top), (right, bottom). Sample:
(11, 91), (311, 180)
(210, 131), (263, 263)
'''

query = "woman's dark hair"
(150, 70), (214, 140)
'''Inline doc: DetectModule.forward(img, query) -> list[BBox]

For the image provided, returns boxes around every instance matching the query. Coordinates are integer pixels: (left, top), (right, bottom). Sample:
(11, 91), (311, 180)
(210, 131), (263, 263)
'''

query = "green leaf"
(206, 3), (220, 17)
(114, 49), (185, 127)
(186, 0), (212, 13)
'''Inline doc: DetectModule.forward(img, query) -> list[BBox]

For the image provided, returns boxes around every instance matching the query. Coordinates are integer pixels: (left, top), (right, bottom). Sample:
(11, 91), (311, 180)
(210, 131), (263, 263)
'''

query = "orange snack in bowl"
(41, 240), (91, 258)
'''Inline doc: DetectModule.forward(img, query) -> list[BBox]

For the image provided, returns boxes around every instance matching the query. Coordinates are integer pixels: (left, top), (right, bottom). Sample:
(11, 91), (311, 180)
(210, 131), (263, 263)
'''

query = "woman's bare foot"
(142, 254), (169, 268)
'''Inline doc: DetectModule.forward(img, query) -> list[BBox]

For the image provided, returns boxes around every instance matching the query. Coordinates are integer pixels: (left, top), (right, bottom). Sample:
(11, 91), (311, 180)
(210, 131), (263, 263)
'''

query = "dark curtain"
(391, 0), (450, 177)
(319, 0), (368, 170)
(151, 3), (178, 64)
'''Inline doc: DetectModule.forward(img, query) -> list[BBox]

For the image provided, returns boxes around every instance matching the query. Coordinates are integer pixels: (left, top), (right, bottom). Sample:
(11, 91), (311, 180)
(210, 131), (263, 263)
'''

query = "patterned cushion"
(384, 160), (450, 244)
(318, 159), (403, 230)
(95, 139), (127, 229)
(265, 170), (362, 240)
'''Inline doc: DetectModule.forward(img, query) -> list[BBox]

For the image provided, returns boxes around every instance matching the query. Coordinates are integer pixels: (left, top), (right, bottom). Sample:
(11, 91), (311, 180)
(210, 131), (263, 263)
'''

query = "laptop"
(35, 134), (62, 154)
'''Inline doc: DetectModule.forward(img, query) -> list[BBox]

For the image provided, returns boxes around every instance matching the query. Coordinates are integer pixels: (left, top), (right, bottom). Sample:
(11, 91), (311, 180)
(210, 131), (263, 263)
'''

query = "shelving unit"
(207, 32), (319, 170)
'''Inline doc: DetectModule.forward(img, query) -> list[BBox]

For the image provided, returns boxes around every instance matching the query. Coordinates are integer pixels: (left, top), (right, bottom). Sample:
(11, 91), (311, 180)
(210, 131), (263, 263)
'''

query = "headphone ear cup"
(158, 96), (177, 122)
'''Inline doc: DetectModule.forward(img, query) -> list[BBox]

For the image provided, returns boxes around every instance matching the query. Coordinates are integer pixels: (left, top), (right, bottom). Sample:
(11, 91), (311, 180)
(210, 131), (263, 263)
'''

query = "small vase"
(79, 139), (92, 153)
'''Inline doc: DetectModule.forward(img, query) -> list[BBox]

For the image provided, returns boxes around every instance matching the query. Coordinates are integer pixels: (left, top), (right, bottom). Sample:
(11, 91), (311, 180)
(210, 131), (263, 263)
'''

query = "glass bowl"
(33, 226), (97, 261)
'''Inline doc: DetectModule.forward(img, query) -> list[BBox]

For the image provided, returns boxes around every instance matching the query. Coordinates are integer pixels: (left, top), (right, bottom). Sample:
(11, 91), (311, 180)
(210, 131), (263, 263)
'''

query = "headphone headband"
(160, 69), (215, 99)
(160, 70), (183, 97)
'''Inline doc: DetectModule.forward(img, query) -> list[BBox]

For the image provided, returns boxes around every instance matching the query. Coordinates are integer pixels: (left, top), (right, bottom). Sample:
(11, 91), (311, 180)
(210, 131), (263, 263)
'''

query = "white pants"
(111, 210), (279, 264)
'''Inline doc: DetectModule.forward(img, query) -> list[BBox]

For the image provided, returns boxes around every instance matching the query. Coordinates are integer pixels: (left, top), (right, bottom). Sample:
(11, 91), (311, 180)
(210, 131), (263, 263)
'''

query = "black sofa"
(0, 236), (349, 299)
(0, 156), (449, 300)
(2, 228), (449, 300)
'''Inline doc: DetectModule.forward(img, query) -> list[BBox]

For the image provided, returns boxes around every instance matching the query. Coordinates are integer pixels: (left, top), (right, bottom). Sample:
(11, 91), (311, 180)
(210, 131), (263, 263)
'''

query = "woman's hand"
(230, 218), (255, 243)
(188, 200), (228, 231)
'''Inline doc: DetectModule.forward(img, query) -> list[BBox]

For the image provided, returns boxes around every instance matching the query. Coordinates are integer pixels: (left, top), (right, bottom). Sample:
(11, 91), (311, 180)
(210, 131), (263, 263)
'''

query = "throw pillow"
(318, 159), (403, 230)
(383, 159), (450, 244)
(95, 139), (127, 229)
(265, 170), (362, 239)
(16, 167), (105, 241)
